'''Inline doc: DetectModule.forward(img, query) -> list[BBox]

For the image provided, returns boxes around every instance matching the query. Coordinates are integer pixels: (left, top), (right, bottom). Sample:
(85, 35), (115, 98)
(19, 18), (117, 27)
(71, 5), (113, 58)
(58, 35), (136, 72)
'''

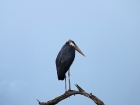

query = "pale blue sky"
(0, 0), (140, 105)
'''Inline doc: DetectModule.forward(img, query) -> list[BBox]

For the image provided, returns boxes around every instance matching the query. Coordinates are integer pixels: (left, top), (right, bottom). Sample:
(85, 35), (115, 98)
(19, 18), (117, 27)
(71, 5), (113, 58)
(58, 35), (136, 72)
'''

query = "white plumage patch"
(69, 42), (75, 47)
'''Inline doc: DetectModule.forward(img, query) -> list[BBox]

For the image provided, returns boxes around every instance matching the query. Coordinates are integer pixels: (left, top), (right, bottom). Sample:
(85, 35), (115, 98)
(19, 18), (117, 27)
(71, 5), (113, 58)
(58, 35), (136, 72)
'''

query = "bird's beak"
(75, 45), (85, 56)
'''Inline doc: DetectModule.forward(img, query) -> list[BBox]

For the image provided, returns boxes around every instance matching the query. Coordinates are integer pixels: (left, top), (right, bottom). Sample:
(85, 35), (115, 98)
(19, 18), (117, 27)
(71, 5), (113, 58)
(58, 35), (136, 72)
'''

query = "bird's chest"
(60, 46), (75, 62)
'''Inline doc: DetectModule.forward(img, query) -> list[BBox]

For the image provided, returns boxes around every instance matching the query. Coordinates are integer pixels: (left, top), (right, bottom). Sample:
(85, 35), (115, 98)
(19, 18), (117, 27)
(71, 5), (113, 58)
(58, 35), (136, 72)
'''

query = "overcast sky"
(0, 0), (140, 105)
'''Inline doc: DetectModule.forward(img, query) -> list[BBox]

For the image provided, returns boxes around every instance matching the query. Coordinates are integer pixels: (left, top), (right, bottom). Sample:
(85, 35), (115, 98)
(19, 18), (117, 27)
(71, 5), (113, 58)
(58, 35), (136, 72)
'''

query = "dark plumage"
(55, 39), (85, 91)
(56, 42), (75, 80)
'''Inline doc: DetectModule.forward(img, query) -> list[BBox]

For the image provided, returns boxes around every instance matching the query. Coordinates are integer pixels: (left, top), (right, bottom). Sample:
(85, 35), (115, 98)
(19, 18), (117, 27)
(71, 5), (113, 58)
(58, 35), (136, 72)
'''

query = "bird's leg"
(68, 69), (71, 90)
(65, 75), (67, 92)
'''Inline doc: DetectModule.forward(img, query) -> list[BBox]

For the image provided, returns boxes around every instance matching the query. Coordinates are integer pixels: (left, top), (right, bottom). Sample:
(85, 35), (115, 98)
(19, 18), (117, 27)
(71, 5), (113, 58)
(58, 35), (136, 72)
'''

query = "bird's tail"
(57, 67), (65, 80)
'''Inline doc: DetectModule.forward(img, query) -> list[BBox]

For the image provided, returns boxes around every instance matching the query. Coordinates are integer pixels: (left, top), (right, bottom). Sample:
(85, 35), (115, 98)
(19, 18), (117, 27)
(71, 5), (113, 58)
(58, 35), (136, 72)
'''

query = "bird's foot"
(68, 88), (72, 92)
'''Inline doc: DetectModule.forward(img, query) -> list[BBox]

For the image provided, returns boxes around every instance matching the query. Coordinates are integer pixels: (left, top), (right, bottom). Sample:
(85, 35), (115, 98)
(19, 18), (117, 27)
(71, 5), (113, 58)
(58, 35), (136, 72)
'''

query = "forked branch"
(37, 84), (105, 105)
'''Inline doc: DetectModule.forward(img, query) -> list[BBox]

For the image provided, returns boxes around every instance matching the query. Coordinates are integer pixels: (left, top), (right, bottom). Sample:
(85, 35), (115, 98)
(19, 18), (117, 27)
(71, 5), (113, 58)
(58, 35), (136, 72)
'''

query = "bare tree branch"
(37, 84), (105, 105)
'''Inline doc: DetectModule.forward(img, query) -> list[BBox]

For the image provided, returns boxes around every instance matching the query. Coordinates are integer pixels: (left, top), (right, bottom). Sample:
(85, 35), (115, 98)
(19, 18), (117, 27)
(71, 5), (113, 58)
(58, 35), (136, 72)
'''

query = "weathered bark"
(37, 84), (105, 105)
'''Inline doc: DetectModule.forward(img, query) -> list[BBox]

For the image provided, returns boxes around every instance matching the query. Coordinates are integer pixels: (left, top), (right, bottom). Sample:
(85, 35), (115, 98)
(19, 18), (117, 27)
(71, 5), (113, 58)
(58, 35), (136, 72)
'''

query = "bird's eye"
(72, 41), (75, 45)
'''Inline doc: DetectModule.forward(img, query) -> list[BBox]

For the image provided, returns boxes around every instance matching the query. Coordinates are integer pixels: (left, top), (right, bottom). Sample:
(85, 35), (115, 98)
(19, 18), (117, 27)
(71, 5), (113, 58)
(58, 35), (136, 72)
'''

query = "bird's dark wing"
(56, 44), (75, 80)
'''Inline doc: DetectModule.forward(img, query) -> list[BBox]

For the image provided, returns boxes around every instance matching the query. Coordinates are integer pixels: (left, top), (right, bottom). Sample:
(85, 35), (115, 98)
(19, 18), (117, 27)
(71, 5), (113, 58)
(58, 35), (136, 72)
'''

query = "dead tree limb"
(37, 84), (105, 105)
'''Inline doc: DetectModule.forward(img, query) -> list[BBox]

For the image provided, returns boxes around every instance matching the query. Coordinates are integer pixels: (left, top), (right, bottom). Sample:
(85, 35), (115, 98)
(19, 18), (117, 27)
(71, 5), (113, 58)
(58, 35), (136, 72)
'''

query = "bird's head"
(67, 39), (85, 56)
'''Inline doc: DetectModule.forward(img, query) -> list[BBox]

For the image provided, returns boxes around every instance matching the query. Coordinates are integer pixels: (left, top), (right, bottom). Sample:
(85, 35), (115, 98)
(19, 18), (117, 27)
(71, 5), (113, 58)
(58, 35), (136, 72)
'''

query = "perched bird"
(55, 39), (85, 91)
